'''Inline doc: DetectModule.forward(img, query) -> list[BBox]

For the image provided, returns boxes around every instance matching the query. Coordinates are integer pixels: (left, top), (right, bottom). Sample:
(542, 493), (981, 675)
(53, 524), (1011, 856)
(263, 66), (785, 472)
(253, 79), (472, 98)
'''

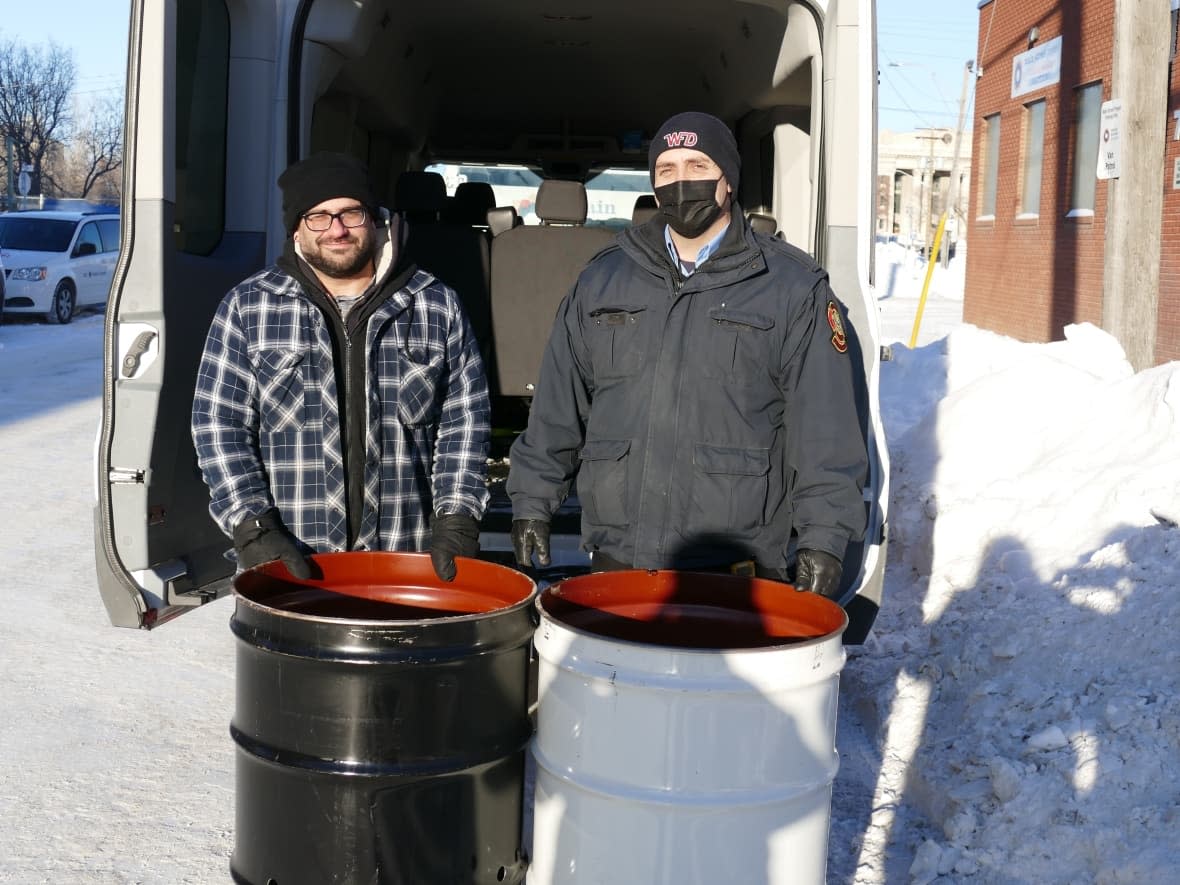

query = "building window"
(1020, 100), (1046, 217)
(892, 171), (904, 229)
(1070, 82), (1103, 215)
(979, 113), (1000, 217)
(1172, 0), (1179, 61)
(877, 175), (891, 232)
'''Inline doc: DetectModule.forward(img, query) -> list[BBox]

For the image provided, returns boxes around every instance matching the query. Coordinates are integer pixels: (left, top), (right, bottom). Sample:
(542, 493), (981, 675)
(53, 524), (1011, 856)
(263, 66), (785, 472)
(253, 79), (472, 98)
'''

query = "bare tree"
(62, 92), (124, 200)
(0, 38), (76, 199)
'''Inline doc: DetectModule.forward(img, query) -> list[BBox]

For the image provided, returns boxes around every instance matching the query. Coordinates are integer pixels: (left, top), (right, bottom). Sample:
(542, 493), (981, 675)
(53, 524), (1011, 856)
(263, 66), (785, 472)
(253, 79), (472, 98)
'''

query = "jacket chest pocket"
(397, 346), (445, 427)
(256, 348), (307, 432)
(577, 438), (632, 527)
(684, 443), (770, 537)
(701, 307), (775, 385)
(587, 305), (647, 379)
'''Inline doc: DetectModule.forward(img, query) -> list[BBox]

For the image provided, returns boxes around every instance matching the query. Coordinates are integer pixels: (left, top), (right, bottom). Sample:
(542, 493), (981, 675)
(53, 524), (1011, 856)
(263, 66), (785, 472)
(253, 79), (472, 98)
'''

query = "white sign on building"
(1097, 100), (1122, 181)
(1011, 35), (1063, 99)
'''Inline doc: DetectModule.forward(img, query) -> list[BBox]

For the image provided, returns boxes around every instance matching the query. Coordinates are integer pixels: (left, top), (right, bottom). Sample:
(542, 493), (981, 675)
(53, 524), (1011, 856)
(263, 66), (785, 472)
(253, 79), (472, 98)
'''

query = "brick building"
(965, 0), (1180, 366)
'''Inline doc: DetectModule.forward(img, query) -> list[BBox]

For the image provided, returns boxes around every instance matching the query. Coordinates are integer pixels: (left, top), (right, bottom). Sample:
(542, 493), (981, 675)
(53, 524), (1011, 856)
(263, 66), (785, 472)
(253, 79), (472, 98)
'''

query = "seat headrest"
(632, 194), (658, 225)
(536, 180), (588, 225)
(394, 171), (447, 214)
(487, 206), (520, 237)
(445, 181), (497, 225)
(747, 211), (778, 236)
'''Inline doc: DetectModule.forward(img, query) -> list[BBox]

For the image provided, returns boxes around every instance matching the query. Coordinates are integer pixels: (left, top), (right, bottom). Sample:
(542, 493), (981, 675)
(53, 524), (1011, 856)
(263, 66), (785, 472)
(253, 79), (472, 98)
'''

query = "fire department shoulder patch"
(826, 301), (848, 354)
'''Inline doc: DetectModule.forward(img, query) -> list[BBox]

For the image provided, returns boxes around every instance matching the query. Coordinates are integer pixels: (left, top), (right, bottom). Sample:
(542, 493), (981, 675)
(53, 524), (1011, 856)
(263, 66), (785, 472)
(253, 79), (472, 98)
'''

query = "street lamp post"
(915, 129), (953, 258)
(941, 60), (975, 268)
(888, 59), (974, 264)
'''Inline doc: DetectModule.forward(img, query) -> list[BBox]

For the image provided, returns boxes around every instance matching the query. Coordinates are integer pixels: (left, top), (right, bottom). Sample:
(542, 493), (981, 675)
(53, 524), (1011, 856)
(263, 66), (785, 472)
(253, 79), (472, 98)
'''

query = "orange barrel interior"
(538, 568), (847, 649)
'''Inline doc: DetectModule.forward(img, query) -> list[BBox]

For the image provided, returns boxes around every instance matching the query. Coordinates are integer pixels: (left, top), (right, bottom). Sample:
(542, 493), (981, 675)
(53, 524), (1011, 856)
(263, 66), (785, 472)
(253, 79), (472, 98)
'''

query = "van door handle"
(122, 330), (158, 377)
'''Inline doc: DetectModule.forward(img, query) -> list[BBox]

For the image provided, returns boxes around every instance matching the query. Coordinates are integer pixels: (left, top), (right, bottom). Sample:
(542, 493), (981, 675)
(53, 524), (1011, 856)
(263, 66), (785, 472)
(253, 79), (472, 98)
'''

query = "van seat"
(445, 181), (497, 227)
(394, 170), (494, 388)
(394, 170), (448, 221)
(487, 206), (520, 237)
(489, 180), (615, 396)
(632, 194), (658, 225)
(534, 180), (589, 225)
(747, 211), (779, 237)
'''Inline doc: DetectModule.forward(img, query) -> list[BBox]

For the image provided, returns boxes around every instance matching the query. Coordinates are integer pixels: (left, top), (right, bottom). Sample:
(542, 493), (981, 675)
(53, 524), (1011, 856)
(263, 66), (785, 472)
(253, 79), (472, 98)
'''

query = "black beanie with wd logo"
(648, 112), (741, 194)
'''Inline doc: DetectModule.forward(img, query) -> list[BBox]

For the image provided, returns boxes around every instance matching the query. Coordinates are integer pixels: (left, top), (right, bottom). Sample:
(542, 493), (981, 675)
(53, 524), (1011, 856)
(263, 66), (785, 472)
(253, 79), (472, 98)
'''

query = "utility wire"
(879, 67), (937, 130)
(880, 49), (950, 130)
(958, 0), (996, 131)
(880, 49), (943, 101)
(880, 105), (959, 118)
(978, 0), (998, 78)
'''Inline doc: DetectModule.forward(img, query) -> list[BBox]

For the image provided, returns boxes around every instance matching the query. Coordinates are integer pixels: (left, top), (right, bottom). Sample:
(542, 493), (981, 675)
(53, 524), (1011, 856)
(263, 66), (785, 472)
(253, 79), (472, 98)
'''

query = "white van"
(94, 0), (888, 641)
(0, 210), (120, 323)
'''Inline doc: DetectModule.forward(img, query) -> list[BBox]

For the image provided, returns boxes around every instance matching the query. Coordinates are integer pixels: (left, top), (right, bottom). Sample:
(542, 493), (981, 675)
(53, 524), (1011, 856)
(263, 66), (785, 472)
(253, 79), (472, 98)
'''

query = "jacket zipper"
(343, 322), (366, 549)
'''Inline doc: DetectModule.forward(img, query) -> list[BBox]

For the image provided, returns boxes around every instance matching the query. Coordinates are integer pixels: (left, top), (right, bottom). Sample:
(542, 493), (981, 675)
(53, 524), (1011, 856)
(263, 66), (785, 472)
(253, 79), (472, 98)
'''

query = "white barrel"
(529, 569), (847, 885)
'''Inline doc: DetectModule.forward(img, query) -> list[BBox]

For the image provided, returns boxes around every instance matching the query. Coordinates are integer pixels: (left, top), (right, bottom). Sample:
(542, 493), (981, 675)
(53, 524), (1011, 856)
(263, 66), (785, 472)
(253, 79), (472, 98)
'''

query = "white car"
(0, 210), (120, 324)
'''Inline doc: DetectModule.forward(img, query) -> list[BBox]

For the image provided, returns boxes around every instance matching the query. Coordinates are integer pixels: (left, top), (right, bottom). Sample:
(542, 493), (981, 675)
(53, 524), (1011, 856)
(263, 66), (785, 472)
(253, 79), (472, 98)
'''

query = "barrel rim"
(535, 604), (848, 654)
(232, 551), (538, 626)
(535, 568), (848, 653)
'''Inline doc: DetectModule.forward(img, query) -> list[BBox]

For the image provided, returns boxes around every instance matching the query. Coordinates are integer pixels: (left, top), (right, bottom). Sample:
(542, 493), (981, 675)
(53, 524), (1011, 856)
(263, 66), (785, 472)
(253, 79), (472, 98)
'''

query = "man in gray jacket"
(506, 112), (866, 598)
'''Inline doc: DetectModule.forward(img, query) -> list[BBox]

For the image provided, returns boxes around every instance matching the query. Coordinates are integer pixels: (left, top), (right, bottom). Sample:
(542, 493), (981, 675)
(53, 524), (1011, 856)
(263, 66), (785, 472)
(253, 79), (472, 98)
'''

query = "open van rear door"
(96, 0), (886, 640)
(94, 0), (284, 627)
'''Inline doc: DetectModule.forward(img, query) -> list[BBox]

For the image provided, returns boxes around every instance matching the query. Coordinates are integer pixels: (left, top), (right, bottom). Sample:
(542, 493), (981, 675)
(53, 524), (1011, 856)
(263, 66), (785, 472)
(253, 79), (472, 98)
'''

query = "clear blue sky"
(8, 0), (979, 135)
(2, 1), (131, 106)
(877, 0), (982, 135)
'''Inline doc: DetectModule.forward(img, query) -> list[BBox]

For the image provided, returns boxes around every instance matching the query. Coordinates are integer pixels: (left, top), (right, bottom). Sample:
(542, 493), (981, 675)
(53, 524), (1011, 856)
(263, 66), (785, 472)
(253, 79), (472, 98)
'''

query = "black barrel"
(229, 551), (536, 885)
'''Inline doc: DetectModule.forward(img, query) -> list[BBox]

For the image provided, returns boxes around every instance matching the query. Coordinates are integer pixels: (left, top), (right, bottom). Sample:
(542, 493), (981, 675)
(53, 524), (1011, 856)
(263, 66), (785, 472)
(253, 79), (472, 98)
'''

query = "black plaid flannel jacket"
(192, 260), (490, 555)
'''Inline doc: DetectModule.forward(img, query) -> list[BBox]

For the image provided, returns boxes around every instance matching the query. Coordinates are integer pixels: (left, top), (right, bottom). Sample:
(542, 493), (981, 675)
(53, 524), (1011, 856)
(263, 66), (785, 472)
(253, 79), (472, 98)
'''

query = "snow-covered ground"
(875, 240), (966, 349)
(1, 242), (1177, 883)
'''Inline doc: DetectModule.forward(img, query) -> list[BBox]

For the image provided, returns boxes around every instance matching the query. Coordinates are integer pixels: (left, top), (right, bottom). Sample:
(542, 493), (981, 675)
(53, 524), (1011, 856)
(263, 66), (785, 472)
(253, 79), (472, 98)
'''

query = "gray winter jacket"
(506, 208), (867, 571)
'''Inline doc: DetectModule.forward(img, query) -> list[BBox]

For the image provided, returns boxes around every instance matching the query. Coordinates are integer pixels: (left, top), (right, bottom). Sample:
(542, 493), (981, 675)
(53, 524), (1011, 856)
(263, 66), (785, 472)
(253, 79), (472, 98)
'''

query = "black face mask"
(653, 178), (723, 238)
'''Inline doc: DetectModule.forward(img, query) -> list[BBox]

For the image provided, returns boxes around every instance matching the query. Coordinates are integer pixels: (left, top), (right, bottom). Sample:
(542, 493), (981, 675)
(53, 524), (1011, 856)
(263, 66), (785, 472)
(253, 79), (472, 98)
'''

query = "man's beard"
(303, 232), (376, 279)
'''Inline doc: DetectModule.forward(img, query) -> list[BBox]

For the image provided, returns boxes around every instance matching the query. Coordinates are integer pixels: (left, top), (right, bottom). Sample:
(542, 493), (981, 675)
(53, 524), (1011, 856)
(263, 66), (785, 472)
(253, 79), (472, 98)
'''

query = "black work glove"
(793, 549), (843, 600)
(430, 513), (481, 582)
(232, 509), (313, 579)
(511, 518), (551, 568)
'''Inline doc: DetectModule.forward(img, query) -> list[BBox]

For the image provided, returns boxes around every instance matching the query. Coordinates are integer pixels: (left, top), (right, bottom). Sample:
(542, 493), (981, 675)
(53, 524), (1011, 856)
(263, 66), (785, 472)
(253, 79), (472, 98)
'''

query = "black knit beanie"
(278, 152), (377, 232)
(648, 112), (740, 194)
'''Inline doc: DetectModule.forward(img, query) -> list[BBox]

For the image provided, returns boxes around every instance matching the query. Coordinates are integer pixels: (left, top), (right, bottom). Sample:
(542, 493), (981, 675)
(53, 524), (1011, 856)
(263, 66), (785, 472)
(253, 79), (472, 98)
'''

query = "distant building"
(965, 0), (1180, 366)
(878, 129), (972, 256)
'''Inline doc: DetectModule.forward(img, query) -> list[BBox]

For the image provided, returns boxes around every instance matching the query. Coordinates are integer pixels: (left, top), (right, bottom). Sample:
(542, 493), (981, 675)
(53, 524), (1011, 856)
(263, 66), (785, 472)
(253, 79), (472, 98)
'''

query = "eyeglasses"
(302, 207), (369, 231)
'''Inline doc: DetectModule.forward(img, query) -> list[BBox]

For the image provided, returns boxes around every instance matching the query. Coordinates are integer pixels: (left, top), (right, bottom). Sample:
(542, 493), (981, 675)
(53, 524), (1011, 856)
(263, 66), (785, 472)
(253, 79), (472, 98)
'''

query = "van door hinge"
(109, 467), (145, 483)
(134, 559), (216, 608)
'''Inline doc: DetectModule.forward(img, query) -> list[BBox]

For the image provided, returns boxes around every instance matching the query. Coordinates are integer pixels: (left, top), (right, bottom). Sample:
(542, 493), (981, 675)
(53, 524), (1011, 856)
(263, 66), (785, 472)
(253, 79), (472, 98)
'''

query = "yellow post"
(908, 211), (949, 349)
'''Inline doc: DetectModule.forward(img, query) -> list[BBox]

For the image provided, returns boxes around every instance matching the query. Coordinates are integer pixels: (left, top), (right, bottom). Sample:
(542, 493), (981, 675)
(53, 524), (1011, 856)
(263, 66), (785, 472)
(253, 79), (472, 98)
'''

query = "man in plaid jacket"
(192, 152), (490, 581)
